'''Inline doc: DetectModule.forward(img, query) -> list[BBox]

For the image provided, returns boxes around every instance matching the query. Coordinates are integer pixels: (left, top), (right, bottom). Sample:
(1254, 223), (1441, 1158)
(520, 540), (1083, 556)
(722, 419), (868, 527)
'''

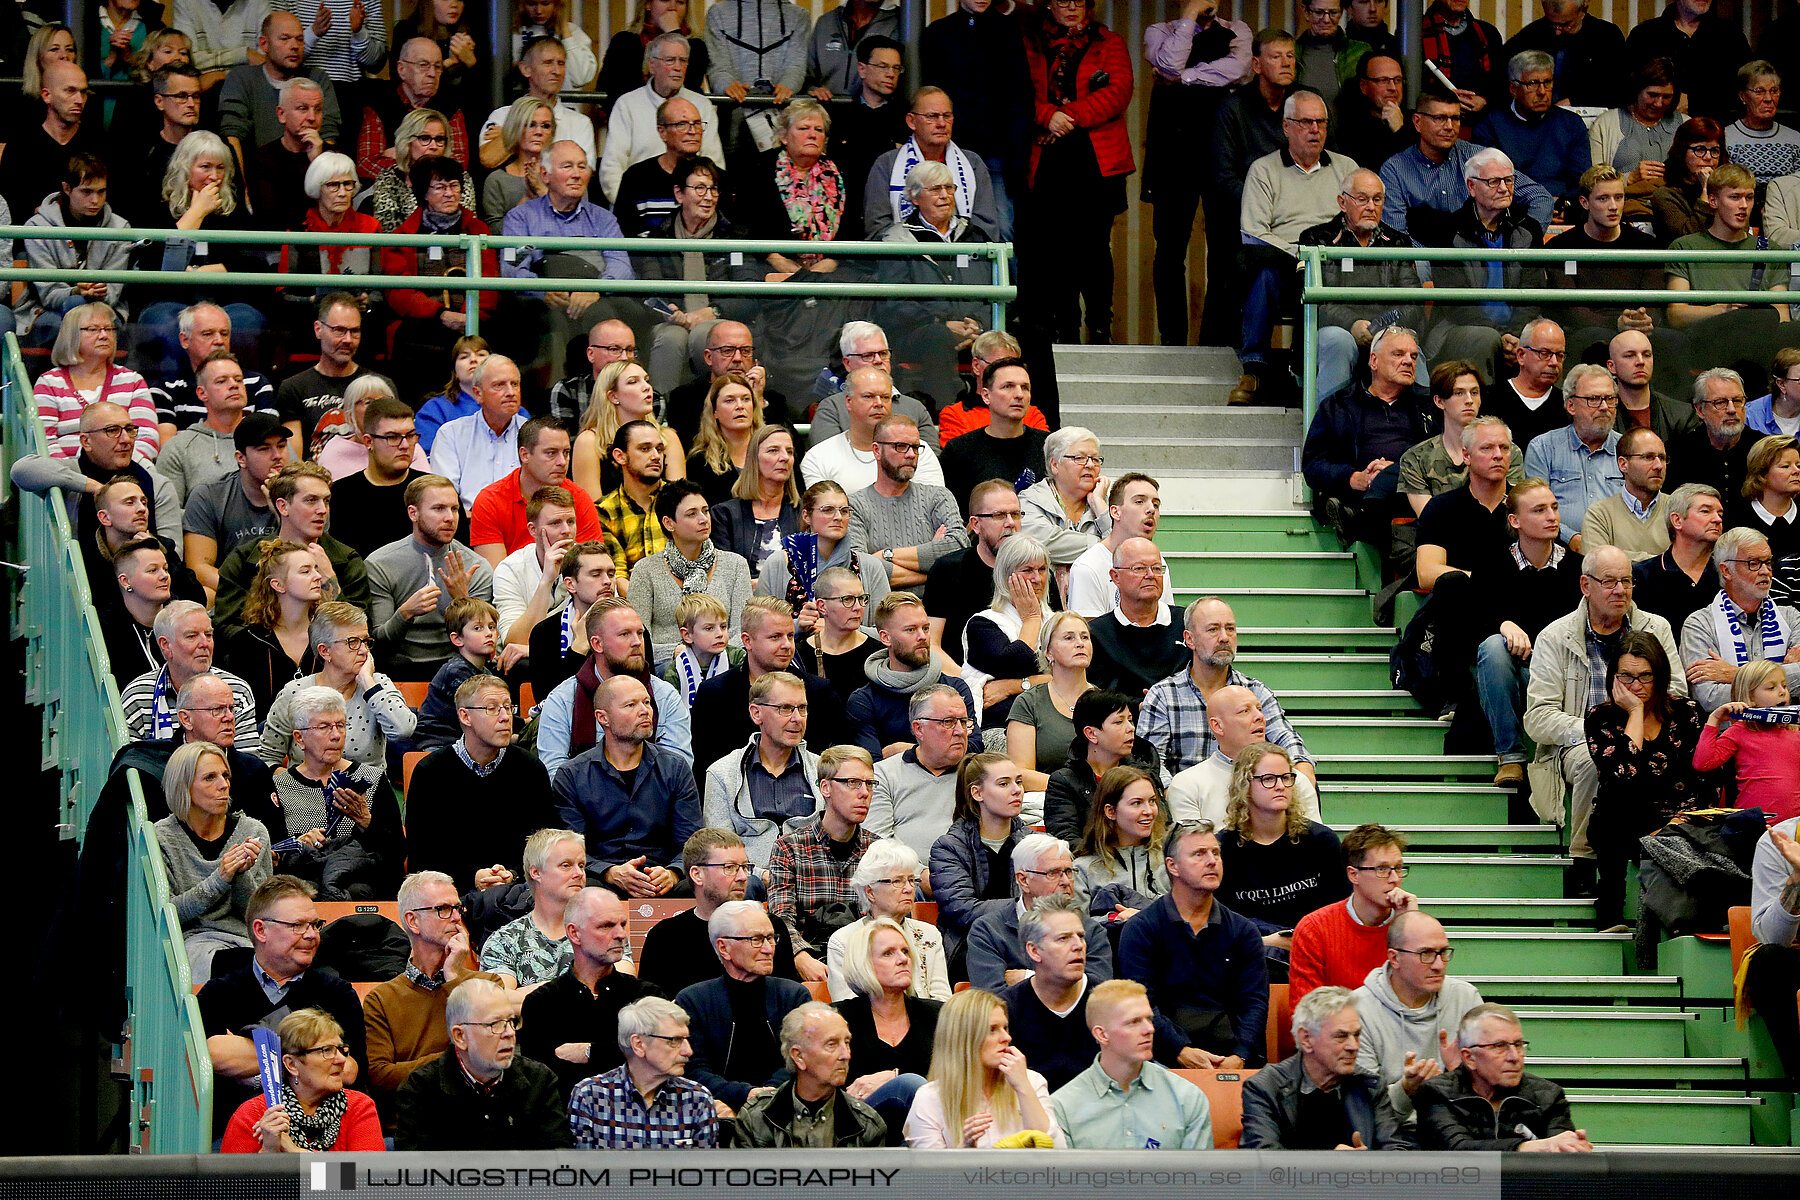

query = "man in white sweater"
(598, 31), (724, 202)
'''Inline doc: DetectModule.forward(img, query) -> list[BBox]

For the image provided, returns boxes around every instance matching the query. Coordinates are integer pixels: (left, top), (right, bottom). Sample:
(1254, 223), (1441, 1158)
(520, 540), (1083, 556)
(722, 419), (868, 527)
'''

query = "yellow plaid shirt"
(598, 482), (665, 570)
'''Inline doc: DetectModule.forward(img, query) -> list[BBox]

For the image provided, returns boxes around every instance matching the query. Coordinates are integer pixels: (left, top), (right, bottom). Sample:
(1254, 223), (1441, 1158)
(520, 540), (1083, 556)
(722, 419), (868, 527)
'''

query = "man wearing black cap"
(181, 412), (293, 603)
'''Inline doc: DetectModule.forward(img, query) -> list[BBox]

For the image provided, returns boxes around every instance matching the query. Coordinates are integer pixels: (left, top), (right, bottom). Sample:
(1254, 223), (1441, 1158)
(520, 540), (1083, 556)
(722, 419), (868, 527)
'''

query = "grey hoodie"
(21, 190), (132, 324)
(1351, 963), (1485, 1118)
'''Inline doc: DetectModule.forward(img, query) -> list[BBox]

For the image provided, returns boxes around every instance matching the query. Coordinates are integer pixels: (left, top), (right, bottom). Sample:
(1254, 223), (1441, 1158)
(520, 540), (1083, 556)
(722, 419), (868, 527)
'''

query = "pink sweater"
(1693, 721), (1800, 823)
(34, 364), (159, 464)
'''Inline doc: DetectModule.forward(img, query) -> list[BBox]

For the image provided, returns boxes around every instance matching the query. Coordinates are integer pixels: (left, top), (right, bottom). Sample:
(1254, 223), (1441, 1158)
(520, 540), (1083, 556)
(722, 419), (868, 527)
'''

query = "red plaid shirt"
(767, 818), (874, 952)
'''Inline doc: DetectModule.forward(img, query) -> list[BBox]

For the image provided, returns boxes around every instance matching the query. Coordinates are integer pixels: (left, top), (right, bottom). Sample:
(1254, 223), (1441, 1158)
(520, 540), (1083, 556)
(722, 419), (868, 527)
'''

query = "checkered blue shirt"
(1136, 666), (1312, 778)
(568, 1064), (718, 1149)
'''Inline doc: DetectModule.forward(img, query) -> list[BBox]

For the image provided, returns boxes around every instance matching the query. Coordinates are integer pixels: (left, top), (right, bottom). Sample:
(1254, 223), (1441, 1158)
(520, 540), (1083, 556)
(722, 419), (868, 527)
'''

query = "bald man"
(1298, 166), (1423, 400)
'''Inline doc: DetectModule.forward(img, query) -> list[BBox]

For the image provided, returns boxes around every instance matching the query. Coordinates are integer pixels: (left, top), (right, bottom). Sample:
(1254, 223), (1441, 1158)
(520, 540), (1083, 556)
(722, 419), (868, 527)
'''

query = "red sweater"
(1288, 897), (1392, 1005)
(220, 1089), (386, 1152)
(380, 209), (501, 322)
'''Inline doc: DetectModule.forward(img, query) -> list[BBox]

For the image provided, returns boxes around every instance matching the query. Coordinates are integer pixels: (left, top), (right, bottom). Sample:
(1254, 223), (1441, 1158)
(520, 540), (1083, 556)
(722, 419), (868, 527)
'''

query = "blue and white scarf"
(668, 645), (730, 706)
(150, 666), (179, 740)
(1711, 590), (1792, 666)
(887, 137), (976, 228)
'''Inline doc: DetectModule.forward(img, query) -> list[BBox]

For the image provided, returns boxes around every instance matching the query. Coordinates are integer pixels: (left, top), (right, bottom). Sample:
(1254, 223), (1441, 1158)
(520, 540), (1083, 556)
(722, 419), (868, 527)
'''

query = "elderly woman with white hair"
(269, 683), (405, 899)
(313, 375), (432, 480)
(1019, 427), (1111, 568)
(372, 107), (477, 231)
(876, 160), (991, 410)
(830, 916), (943, 1140)
(278, 150), (381, 294)
(824, 839), (951, 1002)
(963, 534), (1055, 733)
(155, 739), (280, 983)
(258, 600), (416, 770)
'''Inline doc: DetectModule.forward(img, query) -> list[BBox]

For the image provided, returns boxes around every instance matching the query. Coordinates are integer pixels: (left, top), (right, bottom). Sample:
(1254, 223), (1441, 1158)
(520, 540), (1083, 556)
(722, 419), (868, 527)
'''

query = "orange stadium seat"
(396, 681), (430, 710)
(1174, 1068), (1259, 1148)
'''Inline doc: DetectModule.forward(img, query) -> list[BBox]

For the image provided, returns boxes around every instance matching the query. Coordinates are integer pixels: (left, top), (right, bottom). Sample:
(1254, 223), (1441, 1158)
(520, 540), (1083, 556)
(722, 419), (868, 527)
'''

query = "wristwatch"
(880, 548), (896, 565)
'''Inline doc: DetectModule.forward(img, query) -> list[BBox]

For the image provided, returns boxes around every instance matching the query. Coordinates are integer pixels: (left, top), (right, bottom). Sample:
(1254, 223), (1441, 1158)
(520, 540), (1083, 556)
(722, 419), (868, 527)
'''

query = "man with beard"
(599, 421), (669, 572)
(846, 592), (976, 758)
(538, 597), (692, 776)
(848, 415), (965, 590)
(1524, 364), (1624, 554)
(1668, 369), (1757, 502)
(365, 474), (495, 681)
(1139, 597), (1314, 781)
(640, 828), (805, 997)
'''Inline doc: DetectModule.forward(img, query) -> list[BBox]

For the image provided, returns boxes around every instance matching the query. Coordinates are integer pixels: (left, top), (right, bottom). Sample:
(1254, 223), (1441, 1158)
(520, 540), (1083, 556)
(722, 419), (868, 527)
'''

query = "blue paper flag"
(252, 1027), (284, 1108)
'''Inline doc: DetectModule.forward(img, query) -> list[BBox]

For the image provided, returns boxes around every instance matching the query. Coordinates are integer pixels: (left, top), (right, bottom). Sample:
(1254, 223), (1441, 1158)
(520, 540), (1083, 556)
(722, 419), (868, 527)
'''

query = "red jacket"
(380, 208), (501, 322)
(1024, 21), (1135, 184)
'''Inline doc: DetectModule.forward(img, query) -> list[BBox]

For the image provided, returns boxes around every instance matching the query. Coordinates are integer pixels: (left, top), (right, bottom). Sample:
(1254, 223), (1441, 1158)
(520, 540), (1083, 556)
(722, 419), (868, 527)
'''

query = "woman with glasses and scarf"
(268, 682), (405, 899)
(222, 1008), (386, 1152)
(258, 601), (416, 770)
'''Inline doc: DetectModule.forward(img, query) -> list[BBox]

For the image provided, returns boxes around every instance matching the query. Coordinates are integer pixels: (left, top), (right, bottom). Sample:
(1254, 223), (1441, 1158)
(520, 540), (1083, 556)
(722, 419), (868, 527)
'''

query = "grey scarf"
(663, 539), (717, 595)
(863, 646), (943, 694)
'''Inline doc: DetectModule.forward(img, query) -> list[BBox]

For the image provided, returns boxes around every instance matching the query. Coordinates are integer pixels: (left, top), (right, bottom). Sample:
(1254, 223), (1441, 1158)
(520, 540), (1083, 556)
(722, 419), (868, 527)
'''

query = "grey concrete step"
(1054, 344), (1242, 375)
(1101, 435), (1300, 472)
(1059, 374), (1242, 406)
(1063, 403), (1302, 439)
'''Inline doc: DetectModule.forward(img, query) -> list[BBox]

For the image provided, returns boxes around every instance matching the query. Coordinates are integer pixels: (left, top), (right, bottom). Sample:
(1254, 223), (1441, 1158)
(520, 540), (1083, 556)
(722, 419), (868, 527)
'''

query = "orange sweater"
(1288, 898), (1393, 1006)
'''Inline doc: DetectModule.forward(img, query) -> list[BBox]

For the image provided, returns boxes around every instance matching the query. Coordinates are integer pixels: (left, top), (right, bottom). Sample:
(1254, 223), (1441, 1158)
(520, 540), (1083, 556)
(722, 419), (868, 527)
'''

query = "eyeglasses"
(709, 344), (755, 358)
(262, 916), (328, 934)
(408, 902), (467, 920)
(458, 1016), (521, 1034)
(1689, 145), (1723, 158)
(1394, 946), (1456, 963)
(304, 721), (348, 735)
(845, 348), (892, 362)
(658, 119), (705, 132)
(643, 1033), (691, 1044)
(1728, 557), (1775, 573)
(427, 181), (462, 195)
(400, 59), (445, 72)
(755, 702), (809, 718)
(320, 321), (361, 336)
(295, 1043), (351, 1058)
(333, 636), (373, 651)
(972, 509), (1023, 521)
(696, 861), (752, 875)
(180, 703), (236, 718)
(1570, 393), (1616, 408)
(916, 715), (976, 730)
(1342, 191), (1383, 205)
(458, 703), (511, 717)
(677, 181), (718, 195)
(878, 874), (921, 890)
(414, 133), (450, 146)
(1466, 1038), (1530, 1053)
(1284, 116), (1329, 128)
(88, 423), (136, 438)
(1251, 771), (1298, 788)
(1473, 175), (1516, 188)
(811, 504), (851, 519)
(1023, 866), (1077, 881)
(78, 324), (114, 334)
(1520, 346), (1565, 360)
(823, 775), (875, 791)
(1116, 563), (1167, 578)
(1700, 395), (1747, 409)
(1061, 453), (1105, 466)
(1416, 111), (1461, 125)
(875, 440), (922, 454)
(1349, 863), (1408, 878)
(1615, 670), (1656, 685)
(1516, 79), (1554, 91)
(720, 933), (779, 947)
(821, 593), (870, 608)
(1363, 75), (1403, 86)
(1745, 86), (1780, 98)
(369, 431), (420, 446)
(159, 90), (202, 102)
(1583, 574), (1634, 590)
(588, 342), (636, 356)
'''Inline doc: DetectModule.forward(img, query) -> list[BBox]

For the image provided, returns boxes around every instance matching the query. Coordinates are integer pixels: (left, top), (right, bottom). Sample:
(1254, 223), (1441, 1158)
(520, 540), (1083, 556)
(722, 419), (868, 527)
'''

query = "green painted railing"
(0, 224), (1016, 334)
(1297, 244), (1800, 458)
(3, 332), (213, 1153)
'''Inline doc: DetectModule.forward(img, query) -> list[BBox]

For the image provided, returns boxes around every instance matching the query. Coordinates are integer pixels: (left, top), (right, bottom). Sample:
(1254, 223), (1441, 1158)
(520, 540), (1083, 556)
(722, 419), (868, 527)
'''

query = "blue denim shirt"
(1523, 424), (1623, 545)
(1377, 139), (1555, 238)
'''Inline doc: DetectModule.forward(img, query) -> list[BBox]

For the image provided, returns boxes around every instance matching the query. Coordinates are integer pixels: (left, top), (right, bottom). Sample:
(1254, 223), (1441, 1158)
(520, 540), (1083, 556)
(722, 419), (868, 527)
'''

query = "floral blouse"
(1585, 696), (1719, 836)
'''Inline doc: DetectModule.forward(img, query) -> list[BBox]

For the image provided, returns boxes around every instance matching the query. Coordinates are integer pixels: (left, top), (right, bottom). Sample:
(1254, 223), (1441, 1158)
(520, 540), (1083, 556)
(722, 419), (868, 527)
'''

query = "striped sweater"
(34, 365), (159, 465)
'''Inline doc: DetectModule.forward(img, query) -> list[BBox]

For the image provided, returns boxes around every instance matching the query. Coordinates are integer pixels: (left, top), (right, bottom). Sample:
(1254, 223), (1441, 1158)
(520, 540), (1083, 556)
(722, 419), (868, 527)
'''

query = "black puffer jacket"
(1413, 1065), (1578, 1150)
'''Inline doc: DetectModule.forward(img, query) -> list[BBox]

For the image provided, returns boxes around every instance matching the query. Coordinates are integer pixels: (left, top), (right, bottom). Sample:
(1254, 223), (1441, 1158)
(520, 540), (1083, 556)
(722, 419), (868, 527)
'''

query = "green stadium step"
(1428, 897), (1598, 924)
(1565, 1091), (1762, 1146)
(1407, 854), (1571, 898)
(1169, 586), (1370, 626)
(1160, 529), (1343, 554)
(1315, 754), (1495, 780)
(1236, 653), (1394, 692)
(1535, 1056), (1746, 1083)
(1323, 783), (1512, 826)
(1448, 930), (1632, 975)
(1298, 717), (1447, 757)
(1279, 689), (1424, 714)
(1238, 626), (1399, 651)
(1466, 974), (1684, 1000)
(1327, 823), (1562, 849)
(1508, 1007), (1698, 1058)
(1165, 551), (1359, 590)
(1159, 512), (1323, 533)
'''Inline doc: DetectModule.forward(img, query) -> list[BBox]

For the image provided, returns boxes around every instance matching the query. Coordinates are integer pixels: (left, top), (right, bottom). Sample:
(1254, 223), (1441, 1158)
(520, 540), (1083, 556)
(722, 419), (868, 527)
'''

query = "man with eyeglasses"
(806, 322), (940, 453)
(1349, 910), (1482, 1120)
(1289, 823), (1416, 1004)
(1377, 93), (1552, 240)
(1414, 1002), (1590, 1150)
(968, 834), (1113, 993)
(666, 321), (790, 447)
(549, 319), (643, 426)
(1298, 167), (1422, 400)
(326, 396), (436, 559)
(1677, 525), (1800, 714)
(121, 600), (259, 741)
(1623, 0), (1749, 124)
(1471, 51), (1590, 208)
(867, 681), (974, 867)
(1068, 473), (1160, 619)
(806, 0), (900, 102)
(676, 899), (814, 1110)
(863, 86), (999, 244)
(569, 995), (720, 1146)
(847, 414), (965, 590)
(365, 473), (496, 681)
(1167, 684), (1324, 826)
(1500, 0), (1626, 110)
(1524, 361), (1624, 553)
(1086, 538), (1188, 700)
(395, 976), (571, 1148)
(364, 870), (503, 1119)
(803, 367), (947, 496)
(599, 30), (723, 204)
(1333, 56), (1411, 170)
(109, 63), (205, 225)
(1294, 0), (1367, 106)
(199, 875), (368, 1130)
(1525, 543), (1685, 871)
(1582, 428), (1673, 561)
(406, 675), (555, 893)
(702, 671), (829, 877)
(927, 477), (1030, 667)
(765, 743), (878, 977)
(213, 461), (371, 631)
(1668, 368), (1757, 502)
(219, 11), (343, 164)
(473, 420), (601, 570)
(613, 97), (709, 235)
(690, 596), (843, 781)
(244, 77), (330, 230)
(358, 37), (470, 180)
(12, 402), (186, 548)
(643, 829), (805, 996)
(276, 293), (371, 450)
(1231, 89), (1361, 407)
(521, 886), (655, 1098)
(1207, 30), (1298, 349)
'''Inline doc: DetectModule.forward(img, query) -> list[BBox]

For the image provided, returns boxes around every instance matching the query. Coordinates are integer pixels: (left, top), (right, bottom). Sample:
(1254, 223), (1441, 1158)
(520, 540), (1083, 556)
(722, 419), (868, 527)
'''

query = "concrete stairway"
(1148, 512), (1794, 1148)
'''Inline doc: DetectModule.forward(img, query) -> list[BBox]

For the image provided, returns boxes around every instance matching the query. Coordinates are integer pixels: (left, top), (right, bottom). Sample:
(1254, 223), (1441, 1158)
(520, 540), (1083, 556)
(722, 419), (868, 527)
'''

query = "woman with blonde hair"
(902, 987), (1064, 1148)
(710, 421), (800, 578)
(571, 358), (686, 498)
(481, 95), (556, 224)
(221, 1008), (385, 1152)
(686, 372), (765, 503)
(753, 479), (887, 615)
(1007, 609), (1093, 791)
(155, 740), (276, 983)
(34, 301), (158, 463)
(826, 838), (951, 1002)
(1216, 741), (1347, 978)
(832, 914), (942, 1139)
(219, 541), (325, 718)
(373, 108), (476, 230)
(1074, 764), (1168, 920)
